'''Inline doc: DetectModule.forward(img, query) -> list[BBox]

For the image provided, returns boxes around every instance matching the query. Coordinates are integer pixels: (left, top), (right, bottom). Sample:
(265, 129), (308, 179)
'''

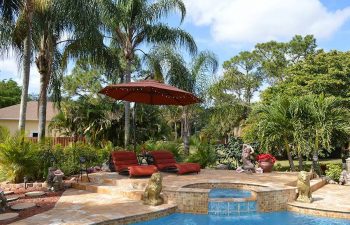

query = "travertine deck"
(9, 170), (350, 224)
(11, 189), (176, 225)
(288, 184), (350, 219)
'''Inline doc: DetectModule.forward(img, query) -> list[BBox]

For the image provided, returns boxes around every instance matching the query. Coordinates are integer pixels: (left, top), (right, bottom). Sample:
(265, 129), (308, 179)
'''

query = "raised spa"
(209, 188), (252, 198)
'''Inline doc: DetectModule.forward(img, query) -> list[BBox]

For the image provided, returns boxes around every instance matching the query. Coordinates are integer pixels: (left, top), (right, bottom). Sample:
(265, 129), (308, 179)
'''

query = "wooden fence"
(27, 137), (86, 147)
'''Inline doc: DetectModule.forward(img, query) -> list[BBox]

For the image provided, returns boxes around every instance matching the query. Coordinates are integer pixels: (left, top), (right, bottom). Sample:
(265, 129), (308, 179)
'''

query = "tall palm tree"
(146, 45), (218, 155)
(99, 0), (197, 147)
(24, 0), (101, 140)
(1, 0), (33, 133)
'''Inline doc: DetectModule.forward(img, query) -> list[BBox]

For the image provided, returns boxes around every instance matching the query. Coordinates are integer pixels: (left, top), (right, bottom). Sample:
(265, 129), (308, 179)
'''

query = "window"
(32, 132), (38, 137)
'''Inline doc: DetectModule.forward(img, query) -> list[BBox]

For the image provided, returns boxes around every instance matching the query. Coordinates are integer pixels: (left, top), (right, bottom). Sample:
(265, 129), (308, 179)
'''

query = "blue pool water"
(209, 189), (252, 198)
(133, 212), (350, 225)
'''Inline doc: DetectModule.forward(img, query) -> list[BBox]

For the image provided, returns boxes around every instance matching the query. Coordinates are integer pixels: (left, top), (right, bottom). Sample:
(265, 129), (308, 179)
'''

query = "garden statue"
(339, 161), (350, 185)
(296, 171), (312, 203)
(241, 144), (255, 172)
(0, 189), (7, 212)
(47, 167), (64, 192)
(143, 172), (164, 206)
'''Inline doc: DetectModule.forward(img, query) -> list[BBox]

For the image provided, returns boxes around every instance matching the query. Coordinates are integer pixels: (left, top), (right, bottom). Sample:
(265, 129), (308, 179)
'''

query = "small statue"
(296, 171), (312, 203)
(0, 189), (7, 212)
(47, 167), (64, 192)
(143, 172), (164, 206)
(241, 144), (255, 172)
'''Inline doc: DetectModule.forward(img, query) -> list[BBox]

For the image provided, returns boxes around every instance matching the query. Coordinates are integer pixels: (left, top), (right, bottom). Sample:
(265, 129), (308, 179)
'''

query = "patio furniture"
(78, 157), (90, 182)
(149, 151), (201, 175)
(111, 151), (158, 177)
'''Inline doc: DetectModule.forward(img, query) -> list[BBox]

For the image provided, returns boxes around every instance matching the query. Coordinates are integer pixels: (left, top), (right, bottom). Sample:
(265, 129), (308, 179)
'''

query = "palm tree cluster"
(0, 0), (217, 149)
(245, 94), (350, 173)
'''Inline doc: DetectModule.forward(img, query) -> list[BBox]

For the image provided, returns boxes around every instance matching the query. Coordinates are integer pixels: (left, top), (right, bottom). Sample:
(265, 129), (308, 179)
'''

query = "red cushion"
(175, 163), (201, 175)
(128, 165), (158, 177)
(111, 151), (139, 173)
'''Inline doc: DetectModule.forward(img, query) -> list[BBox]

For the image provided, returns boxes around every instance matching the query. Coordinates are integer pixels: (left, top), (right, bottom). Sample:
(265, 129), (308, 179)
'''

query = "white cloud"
(184, 0), (350, 44)
(0, 56), (41, 94)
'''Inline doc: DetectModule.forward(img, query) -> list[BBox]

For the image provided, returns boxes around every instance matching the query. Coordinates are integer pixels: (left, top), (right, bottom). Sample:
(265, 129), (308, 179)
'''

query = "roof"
(0, 101), (58, 121)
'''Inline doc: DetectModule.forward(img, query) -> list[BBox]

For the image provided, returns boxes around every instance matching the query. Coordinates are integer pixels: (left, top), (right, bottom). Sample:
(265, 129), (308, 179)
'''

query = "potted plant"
(256, 153), (276, 173)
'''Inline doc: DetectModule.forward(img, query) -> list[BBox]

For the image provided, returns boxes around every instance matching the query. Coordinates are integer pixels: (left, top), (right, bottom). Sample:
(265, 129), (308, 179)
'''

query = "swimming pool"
(133, 212), (350, 225)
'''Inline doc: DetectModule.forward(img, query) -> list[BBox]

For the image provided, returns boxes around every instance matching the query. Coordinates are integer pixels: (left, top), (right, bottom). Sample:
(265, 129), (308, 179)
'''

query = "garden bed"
(0, 187), (63, 225)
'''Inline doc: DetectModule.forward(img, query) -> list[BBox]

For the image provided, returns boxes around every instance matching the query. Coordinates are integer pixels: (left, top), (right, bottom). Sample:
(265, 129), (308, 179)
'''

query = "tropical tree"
(20, 0), (102, 140)
(245, 96), (297, 171)
(0, 79), (21, 108)
(99, 0), (197, 147)
(0, 0), (33, 132)
(146, 45), (218, 154)
(304, 95), (350, 175)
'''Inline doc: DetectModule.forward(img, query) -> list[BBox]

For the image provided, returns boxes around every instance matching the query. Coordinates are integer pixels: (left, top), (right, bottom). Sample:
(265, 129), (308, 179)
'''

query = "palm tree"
(251, 97), (296, 171)
(304, 95), (350, 175)
(99, 0), (197, 147)
(146, 45), (218, 155)
(21, 0), (102, 140)
(1, 0), (33, 133)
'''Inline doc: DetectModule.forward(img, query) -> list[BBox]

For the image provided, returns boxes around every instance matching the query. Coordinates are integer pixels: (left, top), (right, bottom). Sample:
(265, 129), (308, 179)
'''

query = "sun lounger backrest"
(150, 151), (176, 169)
(111, 151), (139, 172)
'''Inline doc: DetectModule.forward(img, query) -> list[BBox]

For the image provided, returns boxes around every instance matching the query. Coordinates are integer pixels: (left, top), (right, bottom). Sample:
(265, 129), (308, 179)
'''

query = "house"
(0, 101), (59, 137)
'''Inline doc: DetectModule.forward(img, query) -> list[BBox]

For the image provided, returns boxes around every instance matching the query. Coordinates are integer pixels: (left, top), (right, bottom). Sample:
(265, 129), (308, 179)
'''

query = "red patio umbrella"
(98, 80), (200, 106)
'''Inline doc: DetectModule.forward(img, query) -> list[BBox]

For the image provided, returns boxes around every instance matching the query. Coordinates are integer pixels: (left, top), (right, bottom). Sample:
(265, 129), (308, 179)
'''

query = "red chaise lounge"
(111, 151), (157, 177)
(150, 151), (201, 175)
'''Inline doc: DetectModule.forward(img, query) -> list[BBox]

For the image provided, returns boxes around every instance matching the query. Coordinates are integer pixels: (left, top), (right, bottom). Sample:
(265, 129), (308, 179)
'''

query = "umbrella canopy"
(99, 80), (201, 106)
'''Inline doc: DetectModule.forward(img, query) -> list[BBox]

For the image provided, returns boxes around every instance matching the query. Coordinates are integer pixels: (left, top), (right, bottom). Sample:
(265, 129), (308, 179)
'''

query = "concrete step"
(80, 175), (148, 190)
(72, 182), (144, 200)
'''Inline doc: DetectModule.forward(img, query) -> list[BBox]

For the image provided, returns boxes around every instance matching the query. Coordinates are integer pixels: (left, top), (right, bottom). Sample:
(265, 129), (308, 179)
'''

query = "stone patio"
(8, 169), (350, 224)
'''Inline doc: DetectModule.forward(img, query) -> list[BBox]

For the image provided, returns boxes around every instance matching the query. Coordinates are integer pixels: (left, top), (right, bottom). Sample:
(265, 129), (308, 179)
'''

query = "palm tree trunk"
(38, 74), (48, 141)
(298, 148), (303, 171)
(18, 0), (33, 132)
(36, 37), (49, 141)
(284, 139), (295, 171)
(124, 56), (132, 147)
(312, 133), (322, 175)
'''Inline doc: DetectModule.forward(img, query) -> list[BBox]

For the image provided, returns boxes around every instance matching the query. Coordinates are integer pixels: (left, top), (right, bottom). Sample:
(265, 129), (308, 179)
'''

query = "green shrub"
(0, 126), (10, 142)
(187, 143), (216, 168)
(139, 140), (183, 161)
(325, 163), (343, 182)
(0, 133), (41, 183)
(215, 137), (243, 169)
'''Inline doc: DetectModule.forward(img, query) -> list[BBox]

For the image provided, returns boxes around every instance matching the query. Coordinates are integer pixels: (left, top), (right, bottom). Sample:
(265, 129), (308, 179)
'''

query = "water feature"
(208, 188), (257, 216)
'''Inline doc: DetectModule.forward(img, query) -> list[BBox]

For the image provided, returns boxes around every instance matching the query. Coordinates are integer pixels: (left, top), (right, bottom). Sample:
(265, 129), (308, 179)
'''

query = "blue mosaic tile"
(239, 202), (249, 212)
(228, 202), (238, 211)
(248, 201), (257, 211)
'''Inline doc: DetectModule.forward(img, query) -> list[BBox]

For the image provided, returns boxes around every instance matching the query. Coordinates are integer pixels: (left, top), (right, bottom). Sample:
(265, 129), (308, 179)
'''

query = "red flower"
(256, 153), (276, 164)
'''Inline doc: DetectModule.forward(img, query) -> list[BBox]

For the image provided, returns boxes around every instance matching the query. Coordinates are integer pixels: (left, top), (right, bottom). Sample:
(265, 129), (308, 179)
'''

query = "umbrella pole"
(133, 103), (137, 152)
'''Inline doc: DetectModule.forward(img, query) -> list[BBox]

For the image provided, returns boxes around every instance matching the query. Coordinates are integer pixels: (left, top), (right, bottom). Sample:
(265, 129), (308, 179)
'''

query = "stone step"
(80, 176), (148, 189)
(72, 182), (144, 200)
(0, 213), (19, 222)
(11, 202), (36, 211)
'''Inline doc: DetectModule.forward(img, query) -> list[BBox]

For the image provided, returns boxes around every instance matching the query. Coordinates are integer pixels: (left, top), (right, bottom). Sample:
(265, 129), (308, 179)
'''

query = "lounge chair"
(149, 151), (201, 175)
(111, 151), (158, 177)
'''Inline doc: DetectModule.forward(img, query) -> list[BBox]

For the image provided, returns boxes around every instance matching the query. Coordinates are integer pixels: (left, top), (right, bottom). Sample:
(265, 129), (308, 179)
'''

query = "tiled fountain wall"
(163, 183), (297, 214)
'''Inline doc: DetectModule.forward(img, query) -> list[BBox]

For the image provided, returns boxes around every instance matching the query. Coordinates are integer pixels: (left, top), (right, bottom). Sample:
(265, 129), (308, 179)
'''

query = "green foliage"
(215, 137), (243, 169)
(0, 125), (10, 142)
(187, 143), (216, 168)
(139, 140), (183, 161)
(0, 133), (41, 183)
(0, 79), (21, 108)
(325, 164), (343, 182)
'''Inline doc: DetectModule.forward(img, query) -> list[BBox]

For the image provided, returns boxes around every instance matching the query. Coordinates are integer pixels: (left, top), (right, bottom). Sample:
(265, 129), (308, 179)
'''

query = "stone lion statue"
(296, 171), (312, 203)
(143, 172), (164, 206)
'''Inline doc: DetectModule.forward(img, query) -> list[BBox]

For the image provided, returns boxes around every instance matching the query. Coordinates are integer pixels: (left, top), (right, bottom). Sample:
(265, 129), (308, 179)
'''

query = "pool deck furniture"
(149, 151), (201, 175)
(111, 151), (158, 177)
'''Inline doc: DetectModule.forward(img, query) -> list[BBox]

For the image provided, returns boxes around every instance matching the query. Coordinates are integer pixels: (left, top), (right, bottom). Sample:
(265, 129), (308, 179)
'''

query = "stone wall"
(163, 182), (297, 214)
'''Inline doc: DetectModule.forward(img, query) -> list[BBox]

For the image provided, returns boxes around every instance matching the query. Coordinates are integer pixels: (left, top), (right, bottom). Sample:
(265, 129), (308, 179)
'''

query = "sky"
(1, 0), (350, 96)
